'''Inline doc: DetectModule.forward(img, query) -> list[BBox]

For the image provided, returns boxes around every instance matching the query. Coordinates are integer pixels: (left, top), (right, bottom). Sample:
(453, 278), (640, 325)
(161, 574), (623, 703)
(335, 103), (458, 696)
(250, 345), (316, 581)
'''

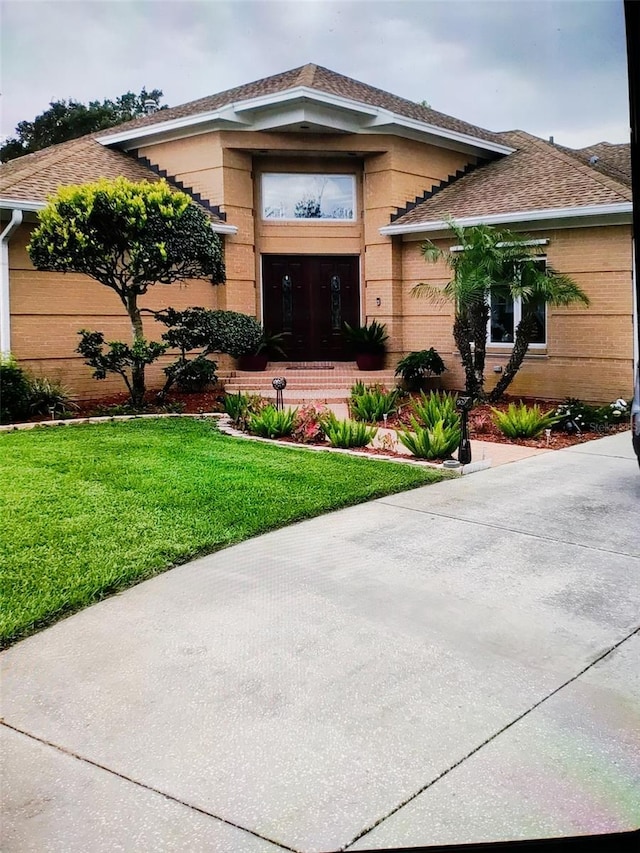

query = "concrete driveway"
(2, 432), (639, 852)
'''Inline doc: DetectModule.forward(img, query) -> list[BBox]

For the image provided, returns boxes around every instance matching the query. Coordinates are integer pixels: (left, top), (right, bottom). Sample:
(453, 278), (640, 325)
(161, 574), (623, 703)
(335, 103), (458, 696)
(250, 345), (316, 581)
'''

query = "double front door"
(262, 255), (360, 361)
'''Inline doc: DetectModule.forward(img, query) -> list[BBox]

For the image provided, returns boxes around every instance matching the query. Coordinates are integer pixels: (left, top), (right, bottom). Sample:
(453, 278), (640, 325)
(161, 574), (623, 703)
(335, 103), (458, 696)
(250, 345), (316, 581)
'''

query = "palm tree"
(413, 220), (589, 402)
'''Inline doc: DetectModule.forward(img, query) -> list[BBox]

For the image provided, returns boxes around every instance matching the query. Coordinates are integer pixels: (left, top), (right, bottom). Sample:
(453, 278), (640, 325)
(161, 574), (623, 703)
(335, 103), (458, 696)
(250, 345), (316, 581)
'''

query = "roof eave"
(379, 202), (634, 237)
(95, 86), (513, 157)
(0, 197), (237, 235)
(0, 198), (46, 212)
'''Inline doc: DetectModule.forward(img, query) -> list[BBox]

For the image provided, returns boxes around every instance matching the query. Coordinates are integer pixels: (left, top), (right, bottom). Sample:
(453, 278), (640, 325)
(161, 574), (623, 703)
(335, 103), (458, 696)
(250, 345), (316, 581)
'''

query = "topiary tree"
(413, 220), (589, 402)
(28, 178), (225, 406)
(154, 307), (263, 395)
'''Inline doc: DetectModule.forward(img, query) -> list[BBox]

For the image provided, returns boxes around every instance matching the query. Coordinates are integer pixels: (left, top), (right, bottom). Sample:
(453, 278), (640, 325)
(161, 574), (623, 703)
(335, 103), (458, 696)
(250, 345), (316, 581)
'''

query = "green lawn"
(1, 418), (447, 647)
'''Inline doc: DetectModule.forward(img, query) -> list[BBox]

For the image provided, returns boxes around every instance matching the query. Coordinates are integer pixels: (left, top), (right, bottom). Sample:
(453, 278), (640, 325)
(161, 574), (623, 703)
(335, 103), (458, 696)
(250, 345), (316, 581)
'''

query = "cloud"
(0, 0), (629, 148)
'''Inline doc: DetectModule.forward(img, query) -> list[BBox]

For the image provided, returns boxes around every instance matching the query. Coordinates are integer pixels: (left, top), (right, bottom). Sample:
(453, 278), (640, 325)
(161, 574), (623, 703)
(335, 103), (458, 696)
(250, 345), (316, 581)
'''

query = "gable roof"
(381, 131), (632, 234)
(97, 63), (511, 154)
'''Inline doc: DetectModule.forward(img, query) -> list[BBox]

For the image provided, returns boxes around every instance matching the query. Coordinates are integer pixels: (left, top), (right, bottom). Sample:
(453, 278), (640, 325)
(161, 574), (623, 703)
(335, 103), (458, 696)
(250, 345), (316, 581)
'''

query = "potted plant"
(237, 330), (288, 371)
(343, 320), (389, 371)
(395, 348), (446, 391)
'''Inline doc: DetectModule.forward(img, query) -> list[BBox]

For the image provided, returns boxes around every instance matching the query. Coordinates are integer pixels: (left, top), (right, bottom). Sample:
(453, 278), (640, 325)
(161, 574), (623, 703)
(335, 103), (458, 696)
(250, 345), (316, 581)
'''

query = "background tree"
(414, 220), (589, 402)
(0, 88), (166, 162)
(28, 178), (225, 406)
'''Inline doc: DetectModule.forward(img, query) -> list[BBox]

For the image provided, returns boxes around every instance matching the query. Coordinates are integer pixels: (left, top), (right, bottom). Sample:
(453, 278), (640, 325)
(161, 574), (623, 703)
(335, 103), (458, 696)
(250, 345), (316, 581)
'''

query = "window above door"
(261, 173), (356, 221)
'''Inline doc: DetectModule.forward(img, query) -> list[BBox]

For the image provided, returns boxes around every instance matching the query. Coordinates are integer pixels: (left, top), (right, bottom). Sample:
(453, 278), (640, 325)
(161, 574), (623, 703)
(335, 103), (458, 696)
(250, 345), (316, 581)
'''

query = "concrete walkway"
(2, 433), (639, 852)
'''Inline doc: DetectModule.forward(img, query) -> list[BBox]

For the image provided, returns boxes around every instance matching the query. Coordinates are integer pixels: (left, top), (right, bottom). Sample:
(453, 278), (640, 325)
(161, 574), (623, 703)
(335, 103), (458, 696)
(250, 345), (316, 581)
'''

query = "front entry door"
(262, 255), (360, 361)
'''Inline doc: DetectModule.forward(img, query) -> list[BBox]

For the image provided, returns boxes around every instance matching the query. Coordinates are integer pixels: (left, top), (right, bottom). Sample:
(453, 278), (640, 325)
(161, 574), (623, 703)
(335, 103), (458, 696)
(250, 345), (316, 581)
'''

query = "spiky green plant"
(343, 320), (389, 354)
(247, 405), (298, 438)
(491, 402), (561, 438)
(398, 417), (461, 460)
(410, 390), (459, 430)
(349, 384), (399, 422)
(323, 414), (378, 448)
(224, 392), (265, 429)
(26, 376), (78, 417)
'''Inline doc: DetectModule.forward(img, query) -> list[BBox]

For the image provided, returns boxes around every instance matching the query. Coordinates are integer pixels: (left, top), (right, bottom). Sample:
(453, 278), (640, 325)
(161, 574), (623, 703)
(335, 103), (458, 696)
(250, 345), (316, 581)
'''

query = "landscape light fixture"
(272, 377), (287, 410)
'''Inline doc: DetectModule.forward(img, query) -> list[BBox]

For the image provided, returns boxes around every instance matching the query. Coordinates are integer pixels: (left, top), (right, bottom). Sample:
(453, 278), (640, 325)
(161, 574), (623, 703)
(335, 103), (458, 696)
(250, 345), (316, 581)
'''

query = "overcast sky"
(0, 0), (630, 149)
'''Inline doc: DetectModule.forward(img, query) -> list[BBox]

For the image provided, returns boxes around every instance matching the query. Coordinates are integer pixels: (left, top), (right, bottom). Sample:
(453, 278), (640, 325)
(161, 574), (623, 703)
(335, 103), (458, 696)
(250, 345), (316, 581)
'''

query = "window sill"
(486, 347), (549, 358)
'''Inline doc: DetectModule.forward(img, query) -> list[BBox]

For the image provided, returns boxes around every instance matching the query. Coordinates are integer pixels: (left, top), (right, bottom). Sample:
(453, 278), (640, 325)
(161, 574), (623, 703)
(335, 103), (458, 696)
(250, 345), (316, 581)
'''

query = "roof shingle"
(389, 131), (631, 227)
(0, 136), (164, 202)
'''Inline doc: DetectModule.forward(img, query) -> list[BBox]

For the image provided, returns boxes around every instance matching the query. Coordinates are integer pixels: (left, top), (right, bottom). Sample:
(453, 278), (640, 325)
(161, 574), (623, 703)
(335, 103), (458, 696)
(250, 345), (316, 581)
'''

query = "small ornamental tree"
(28, 178), (225, 406)
(413, 220), (589, 402)
(154, 307), (263, 395)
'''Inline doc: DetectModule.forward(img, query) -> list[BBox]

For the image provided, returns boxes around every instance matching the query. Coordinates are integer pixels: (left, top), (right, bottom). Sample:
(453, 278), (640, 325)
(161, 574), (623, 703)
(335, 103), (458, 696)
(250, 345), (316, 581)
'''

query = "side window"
(489, 258), (547, 346)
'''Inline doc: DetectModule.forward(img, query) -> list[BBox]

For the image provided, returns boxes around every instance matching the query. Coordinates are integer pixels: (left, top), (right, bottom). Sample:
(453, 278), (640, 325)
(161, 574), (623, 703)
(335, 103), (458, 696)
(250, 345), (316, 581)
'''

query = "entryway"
(262, 255), (360, 361)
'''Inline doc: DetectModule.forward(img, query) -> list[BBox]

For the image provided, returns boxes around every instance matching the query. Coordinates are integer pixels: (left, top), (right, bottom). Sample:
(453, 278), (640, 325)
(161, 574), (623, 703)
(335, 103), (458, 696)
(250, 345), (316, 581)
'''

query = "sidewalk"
(1, 432), (638, 852)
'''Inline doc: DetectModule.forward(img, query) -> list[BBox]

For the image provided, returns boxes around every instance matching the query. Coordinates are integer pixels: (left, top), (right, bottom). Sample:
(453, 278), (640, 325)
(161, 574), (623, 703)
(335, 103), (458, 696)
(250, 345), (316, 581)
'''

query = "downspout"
(1, 209), (23, 357)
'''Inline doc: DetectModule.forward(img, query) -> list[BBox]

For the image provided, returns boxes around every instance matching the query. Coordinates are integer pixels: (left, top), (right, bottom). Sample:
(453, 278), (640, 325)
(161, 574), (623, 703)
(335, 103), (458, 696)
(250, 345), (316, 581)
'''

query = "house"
(0, 64), (633, 403)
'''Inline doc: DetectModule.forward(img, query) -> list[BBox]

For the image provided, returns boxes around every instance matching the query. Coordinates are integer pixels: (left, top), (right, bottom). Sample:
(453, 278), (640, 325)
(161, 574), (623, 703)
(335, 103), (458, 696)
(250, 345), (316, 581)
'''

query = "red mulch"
(11, 389), (628, 451)
(384, 394), (629, 450)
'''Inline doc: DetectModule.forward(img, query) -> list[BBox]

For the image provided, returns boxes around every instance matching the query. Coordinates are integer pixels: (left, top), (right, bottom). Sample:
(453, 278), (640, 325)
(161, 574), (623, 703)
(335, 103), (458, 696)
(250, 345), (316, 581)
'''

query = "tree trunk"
(488, 313), (537, 402)
(469, 302), (489, 401)
(126, 292), (146, 408)
(453, 315), (479, 399)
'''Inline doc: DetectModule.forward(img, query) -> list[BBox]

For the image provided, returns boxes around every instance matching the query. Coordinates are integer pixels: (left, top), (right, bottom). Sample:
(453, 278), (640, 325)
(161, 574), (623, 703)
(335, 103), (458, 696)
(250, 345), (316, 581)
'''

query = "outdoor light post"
(456, 396), (473, 465)
(272, 377), (287, 410)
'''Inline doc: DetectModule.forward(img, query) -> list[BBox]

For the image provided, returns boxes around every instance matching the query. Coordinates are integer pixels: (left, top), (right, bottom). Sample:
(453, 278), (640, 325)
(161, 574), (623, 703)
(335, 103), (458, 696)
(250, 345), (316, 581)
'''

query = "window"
(261, 173), (356, 221)
(489, 258), (547, 346)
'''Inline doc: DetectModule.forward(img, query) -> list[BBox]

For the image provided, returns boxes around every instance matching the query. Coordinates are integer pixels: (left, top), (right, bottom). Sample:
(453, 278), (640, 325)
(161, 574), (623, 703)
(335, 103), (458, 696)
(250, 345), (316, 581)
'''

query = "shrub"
(552, 398), (597, 433)
(292, 403), (328, 444)
(156, 307), (264, 359)
(410, 390), (459, 430)
(323, 414), (378, 448)
(26, 376), (78, 417)
(163, 355), (218, 393)
(77, 331), (167, 401)
(0, 356), (31, 424)
(247, 405), (298, 438)
(156, 308), (263, 395)
(492, 402), (560, 438)
(598, 398), (630, 426)
(349, 383), (399, 422)
(554, 397), (631, 433)
(395, 348), (446, 390)
(398, 418), (461, 459)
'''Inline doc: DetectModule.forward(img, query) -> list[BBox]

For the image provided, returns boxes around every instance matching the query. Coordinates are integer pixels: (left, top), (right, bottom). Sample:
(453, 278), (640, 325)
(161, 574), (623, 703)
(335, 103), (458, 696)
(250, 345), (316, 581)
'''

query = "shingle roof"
(0, 136), (164, 202)
(0, 135), (225, 221)
(98, 63), (506, 147)
(389, 130), (632, 227)
(572, 142), (631, 186)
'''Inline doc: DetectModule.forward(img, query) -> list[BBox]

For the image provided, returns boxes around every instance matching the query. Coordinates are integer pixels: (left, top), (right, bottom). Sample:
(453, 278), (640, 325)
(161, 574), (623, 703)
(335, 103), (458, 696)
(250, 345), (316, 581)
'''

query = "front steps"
(221, 362), (398, 404)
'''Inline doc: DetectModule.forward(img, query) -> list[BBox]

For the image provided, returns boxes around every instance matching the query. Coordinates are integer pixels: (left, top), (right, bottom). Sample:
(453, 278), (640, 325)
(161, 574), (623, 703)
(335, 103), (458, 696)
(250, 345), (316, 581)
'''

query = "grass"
(1, 418), (448, 647)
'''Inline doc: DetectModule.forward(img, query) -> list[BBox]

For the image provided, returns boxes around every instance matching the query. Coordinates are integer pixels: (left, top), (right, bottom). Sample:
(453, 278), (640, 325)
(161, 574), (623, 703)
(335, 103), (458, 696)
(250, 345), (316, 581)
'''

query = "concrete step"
(219, 361), (399, 404)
